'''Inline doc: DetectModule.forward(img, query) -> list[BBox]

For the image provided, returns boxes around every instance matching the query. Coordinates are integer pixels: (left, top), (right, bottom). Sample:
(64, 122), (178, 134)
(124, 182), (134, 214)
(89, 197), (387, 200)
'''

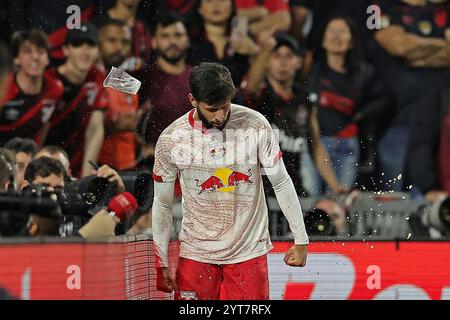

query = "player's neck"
(108, 2), (136, 26)
(16, 71), (43, 95)
(157, 57), (186, 75)
(267, 76), (294, 100)
(58, 62), (89, 85)
(326, 52), (347, 73)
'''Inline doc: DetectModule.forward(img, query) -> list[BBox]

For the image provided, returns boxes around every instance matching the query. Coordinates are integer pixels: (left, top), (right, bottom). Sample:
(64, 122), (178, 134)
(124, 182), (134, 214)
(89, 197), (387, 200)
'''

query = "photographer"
(23, 157), (125, 239)
(0, 148), (16, 192)
(35, 145), (72, 179)
(22, 156), (65, 236)
(3, 137), (37, 189)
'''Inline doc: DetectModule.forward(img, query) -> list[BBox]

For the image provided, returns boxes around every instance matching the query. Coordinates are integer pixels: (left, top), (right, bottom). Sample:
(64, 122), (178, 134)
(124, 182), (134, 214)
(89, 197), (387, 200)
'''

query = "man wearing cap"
(241, 32), (343, 197)
(45, 23), (107, 178)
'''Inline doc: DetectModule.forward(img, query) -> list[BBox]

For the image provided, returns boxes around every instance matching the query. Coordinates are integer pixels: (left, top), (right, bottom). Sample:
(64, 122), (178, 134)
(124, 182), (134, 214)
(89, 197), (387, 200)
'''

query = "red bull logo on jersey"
(195, 167), (253, 194)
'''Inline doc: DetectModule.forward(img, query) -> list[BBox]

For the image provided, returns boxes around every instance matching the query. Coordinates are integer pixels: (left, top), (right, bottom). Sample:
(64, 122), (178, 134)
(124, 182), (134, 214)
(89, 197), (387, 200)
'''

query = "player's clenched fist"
(284, 244), (308, 267)
(156, 267), (179, 293)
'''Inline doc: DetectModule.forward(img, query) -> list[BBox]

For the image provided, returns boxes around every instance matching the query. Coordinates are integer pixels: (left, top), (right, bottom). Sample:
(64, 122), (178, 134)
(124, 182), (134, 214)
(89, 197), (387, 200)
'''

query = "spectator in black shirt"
(306, 16), (390, 193)
(186, 0), (259, 86)
(406, 83), (450, 204)
(372, 0), (450, 191)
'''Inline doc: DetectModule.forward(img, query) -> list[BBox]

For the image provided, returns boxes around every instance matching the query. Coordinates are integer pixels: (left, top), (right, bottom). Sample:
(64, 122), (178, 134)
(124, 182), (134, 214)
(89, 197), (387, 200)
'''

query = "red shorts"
(175, 255), (269, 300)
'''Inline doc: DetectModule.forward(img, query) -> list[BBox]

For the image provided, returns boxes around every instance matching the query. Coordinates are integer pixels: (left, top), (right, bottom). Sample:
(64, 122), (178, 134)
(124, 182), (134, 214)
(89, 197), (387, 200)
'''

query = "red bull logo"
(195, 168), (253, 194)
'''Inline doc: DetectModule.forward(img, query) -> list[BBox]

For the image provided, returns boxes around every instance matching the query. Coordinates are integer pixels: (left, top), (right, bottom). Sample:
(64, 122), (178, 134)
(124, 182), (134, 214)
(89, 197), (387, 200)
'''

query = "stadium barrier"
(0, 236), (449, 300)
(263, 193), (424, 239)
(0, 235), (178, 300)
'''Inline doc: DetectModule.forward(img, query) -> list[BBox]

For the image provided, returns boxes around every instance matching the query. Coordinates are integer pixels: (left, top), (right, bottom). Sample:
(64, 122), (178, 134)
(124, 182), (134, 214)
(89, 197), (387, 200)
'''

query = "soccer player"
(152, 62), (309, 300)
(0, 29), (63, 146)
(45, 23), (107, 178)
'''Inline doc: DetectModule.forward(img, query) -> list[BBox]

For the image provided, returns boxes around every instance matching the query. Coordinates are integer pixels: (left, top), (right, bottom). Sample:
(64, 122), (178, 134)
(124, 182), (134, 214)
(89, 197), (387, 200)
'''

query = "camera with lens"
(0, 170), (154, 237)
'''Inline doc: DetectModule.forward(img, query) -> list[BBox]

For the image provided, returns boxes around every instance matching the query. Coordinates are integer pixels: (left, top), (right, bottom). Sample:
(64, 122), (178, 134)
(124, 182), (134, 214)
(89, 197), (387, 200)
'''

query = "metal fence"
(172, 192), (427, 240)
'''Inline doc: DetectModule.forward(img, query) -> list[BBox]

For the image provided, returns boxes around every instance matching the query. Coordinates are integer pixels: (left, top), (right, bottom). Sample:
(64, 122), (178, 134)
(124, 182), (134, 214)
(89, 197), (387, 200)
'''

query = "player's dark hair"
(4, 137), (38, 156)
(150, 12), (186, 36)
(0, 40), (11, 79)
(24, 157), (67, 184)
(189, 62), (236, 105)
(11, 29), (51, 58)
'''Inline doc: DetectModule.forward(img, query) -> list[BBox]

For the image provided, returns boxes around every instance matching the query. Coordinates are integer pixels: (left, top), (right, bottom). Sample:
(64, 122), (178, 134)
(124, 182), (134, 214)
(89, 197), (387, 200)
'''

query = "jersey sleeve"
(258, 114), (282, 168)
(152, 134), (179, 183)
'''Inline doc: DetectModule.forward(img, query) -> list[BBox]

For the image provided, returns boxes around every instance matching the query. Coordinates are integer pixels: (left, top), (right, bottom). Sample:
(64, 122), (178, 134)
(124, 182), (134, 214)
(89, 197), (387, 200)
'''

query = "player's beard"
(196, 106), (230, 131)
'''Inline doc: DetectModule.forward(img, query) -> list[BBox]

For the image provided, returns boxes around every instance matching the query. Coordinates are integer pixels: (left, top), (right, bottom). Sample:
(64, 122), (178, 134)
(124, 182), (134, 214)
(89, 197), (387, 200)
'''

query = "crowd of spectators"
(0, 0), (449, 239)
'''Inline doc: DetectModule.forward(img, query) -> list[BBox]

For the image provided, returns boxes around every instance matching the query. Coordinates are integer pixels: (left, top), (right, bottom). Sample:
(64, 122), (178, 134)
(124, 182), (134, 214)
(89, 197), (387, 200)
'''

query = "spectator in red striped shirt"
(44, 23), (107, 178)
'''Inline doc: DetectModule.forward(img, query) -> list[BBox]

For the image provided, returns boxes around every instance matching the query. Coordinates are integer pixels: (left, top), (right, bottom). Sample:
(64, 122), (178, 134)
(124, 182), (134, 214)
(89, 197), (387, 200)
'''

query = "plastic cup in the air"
(103, 66), (141, 95)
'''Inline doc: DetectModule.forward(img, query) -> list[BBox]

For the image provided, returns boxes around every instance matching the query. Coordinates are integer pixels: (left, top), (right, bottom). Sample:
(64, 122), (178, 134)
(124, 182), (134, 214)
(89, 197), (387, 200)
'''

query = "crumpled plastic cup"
(103, 66), (141, 95)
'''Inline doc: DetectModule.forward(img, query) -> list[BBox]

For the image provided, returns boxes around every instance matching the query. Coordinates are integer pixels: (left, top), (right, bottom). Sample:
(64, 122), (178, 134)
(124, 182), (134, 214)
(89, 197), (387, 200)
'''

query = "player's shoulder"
(231, 103), (271, 128)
